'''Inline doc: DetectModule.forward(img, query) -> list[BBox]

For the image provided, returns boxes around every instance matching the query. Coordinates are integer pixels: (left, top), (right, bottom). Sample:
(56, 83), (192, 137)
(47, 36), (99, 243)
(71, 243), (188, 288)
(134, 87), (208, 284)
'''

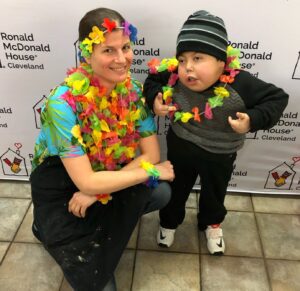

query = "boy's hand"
(68, 191), (97, 218)
(154, 93), (176, 116)
(228, 112), (251, 134)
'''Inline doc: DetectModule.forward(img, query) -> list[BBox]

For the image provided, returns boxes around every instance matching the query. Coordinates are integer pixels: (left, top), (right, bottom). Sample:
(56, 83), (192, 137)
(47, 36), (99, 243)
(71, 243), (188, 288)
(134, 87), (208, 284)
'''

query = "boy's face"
(177, 51), (225, 92)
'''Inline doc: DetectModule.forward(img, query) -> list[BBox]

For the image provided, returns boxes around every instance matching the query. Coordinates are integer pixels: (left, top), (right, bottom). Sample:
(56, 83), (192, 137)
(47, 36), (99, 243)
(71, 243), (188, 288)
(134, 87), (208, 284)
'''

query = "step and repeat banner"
(1, 0), (299, 194)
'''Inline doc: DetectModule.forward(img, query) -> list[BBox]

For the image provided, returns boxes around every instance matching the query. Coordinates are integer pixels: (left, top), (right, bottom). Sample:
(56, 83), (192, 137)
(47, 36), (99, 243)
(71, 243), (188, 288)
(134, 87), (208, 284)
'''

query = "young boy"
(143, 10), (288, 255)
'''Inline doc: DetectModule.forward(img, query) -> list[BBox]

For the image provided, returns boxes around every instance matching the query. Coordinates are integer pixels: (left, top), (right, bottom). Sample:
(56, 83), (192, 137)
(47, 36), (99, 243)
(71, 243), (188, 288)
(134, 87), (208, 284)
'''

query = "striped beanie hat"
(176, 10), (228, 62)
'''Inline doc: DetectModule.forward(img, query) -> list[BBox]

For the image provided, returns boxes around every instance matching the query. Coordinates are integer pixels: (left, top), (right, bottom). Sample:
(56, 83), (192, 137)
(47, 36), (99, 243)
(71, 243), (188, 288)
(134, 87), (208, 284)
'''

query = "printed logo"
(265, 157), (300, 190)
(292, 51), (300, 80)
(216, 238), (223, 248)
(0, 32), (50, 70)
(160, 230), (166, 240)
(33, 95), (47, 129)
(0, 143), (29, 176)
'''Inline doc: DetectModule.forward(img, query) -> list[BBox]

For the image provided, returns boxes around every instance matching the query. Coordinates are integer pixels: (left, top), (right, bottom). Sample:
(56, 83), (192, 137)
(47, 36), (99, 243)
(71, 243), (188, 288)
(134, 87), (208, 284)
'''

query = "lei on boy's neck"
(147, 46), (241, 123)
(79, 18), (137, 58)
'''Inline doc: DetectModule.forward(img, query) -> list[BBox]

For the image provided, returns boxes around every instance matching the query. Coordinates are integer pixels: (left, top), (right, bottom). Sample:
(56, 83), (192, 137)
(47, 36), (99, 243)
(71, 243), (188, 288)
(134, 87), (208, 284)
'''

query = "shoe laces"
(206, 227), (223, 239)
(161, 227), (176, 235)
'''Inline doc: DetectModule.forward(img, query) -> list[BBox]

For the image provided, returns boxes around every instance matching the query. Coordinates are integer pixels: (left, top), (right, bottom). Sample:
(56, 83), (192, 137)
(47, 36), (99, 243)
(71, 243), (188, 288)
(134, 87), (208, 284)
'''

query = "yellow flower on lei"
(161, 57), (178, 68)
(110, 89), (118, 99)
(125, 147), (135, 158)
(85, 86), (99, 102)
(100, 120), (110, 132)
(163, 88), (173, 101)
(214, 87), (230, 98)
(181, 112), (194, 123)
(89, 145), (99, 156)
(130, 108), (141, 121)
(92, 130), (102, 145)
(89, 26), (105, 45)
(73, 79), (86, 92)
(99, 97), (109, 110)
(97, 194), (112, 205)
(71, 125), (85, 147)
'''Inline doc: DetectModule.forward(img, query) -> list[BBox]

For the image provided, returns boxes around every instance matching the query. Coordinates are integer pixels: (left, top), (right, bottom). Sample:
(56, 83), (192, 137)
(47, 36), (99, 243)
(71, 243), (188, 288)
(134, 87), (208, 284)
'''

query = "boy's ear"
(85, 57), (91, 64)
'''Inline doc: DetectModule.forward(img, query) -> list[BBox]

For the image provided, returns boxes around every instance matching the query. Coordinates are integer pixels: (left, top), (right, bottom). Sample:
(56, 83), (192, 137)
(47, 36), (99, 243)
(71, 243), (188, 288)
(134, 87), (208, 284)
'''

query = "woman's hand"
(154, 93), (176, 116)
(228, 112), (251, 134)
(68, 191), (98, 218)
(155, 160), (175, 182)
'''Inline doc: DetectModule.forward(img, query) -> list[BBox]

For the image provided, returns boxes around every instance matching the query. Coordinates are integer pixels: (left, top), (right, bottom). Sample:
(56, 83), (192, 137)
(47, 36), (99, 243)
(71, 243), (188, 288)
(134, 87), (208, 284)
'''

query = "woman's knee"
(154, 182), (172, 208)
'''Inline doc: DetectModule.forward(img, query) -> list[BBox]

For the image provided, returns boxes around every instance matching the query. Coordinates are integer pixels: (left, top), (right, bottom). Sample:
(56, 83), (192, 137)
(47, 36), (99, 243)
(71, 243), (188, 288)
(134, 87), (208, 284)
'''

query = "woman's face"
(86, 30), (133, 92)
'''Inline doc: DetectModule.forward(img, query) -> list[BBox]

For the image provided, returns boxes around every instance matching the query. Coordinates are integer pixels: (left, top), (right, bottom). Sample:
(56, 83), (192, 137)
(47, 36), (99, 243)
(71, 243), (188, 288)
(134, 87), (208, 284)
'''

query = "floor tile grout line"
(251, 193), (273, 291)
(8, 240), (41, 245)
(0, 200), (32, 266)
(58, 273), (65, 291)
(194, 189), (203, 291)
(133, 246), (271, 260)
(195, 190), (203, 291)
(0, 196), (32, 200)
(130, 219), (142, 291)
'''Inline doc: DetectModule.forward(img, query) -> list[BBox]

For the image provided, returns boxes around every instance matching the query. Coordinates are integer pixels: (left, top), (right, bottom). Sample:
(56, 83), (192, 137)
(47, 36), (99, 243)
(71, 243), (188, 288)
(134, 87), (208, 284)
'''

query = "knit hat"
(176, 10), (228, 62)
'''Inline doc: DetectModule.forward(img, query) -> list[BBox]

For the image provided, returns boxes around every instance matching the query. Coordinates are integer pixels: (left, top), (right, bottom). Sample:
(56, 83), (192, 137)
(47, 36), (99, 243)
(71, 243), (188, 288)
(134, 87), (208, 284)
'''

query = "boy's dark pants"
(160, 128), (237, 230)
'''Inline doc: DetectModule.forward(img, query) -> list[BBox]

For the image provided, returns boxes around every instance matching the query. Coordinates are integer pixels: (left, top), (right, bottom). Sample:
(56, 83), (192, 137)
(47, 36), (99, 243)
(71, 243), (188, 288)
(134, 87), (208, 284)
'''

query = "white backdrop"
(1, 0), (299, 194)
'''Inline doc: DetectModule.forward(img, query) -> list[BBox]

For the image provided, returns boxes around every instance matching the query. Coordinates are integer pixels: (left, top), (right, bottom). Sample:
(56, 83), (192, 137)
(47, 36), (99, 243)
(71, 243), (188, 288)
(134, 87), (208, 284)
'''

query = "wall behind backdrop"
(1, 0), (299, 194)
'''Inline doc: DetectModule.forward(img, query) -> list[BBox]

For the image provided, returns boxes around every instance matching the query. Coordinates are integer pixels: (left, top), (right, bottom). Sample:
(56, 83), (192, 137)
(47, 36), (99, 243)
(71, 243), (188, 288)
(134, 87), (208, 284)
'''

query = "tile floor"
(0, 180), (299, 291)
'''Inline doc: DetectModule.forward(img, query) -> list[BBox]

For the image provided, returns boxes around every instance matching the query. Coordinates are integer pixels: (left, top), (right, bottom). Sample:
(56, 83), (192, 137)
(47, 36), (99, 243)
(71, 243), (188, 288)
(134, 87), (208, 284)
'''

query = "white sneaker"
(157, 226), (176, 247)
(205, 224), (225, 255)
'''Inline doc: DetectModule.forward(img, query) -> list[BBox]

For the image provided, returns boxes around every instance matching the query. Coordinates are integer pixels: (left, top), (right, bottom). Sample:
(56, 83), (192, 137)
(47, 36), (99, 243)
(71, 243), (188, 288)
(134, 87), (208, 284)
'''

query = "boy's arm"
(232, 70), (289, 132)
(143, 70), (172, 111)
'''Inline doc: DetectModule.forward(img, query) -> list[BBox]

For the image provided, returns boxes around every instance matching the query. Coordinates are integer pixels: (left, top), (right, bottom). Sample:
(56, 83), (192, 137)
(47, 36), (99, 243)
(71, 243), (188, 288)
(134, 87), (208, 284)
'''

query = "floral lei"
(147, 46), (241, 123)
(59, 18), (140, 204)
(79, 18), (137, 58)
(61, 63), (145, 203)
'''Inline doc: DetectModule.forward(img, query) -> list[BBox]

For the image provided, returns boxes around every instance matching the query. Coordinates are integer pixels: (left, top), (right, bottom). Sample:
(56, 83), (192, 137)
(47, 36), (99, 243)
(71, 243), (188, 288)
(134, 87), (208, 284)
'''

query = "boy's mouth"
(187, 76), (197, 82)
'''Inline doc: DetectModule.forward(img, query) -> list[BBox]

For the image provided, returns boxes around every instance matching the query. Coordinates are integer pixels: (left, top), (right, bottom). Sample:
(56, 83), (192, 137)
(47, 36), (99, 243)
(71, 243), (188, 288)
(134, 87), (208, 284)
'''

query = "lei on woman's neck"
(62, 63), (143, 171)
(147, 46), (241, 123)
(79, 18), (137, 58)
(61, 64), (143, 203)
(60, 19), (139, 204)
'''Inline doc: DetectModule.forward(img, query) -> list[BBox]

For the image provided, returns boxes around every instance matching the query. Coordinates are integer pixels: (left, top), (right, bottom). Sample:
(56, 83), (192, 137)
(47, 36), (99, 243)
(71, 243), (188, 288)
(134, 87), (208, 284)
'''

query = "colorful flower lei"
(147, 46), (241, 123)
(79, 18), (138, 58)
(62, 63), (146, 204)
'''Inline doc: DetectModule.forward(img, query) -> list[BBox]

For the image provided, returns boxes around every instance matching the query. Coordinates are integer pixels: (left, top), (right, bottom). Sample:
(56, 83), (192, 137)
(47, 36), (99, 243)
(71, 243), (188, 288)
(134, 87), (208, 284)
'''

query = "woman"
(30, 7), (174, 291)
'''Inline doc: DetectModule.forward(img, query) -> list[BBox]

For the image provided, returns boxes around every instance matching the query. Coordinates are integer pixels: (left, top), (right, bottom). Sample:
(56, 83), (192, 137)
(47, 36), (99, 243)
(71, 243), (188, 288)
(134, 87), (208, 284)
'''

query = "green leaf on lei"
(114, 146), (126, 158)
(208, 96), (224, 108)
(174, 111), (182, 122)
(89, 114), (101, 130)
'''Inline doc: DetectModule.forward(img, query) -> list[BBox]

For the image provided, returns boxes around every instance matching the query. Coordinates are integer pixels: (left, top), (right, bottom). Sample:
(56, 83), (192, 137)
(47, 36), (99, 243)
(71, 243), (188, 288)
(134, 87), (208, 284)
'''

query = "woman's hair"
(79, 8), (125, 41)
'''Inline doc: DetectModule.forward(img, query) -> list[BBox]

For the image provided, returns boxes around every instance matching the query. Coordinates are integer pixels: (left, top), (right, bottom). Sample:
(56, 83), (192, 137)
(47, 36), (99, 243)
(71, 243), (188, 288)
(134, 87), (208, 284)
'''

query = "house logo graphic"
(265, 157), (300, 190)
(0, 143), (29, 176)
(292, 51), (300, 80)
(33, 95), (47, 129)
(74, 40), (80, 67)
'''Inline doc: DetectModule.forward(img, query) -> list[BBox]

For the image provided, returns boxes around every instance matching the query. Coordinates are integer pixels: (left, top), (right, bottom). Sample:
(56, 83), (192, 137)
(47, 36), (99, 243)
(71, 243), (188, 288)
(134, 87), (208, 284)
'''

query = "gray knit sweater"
(171, 81), (246, 154)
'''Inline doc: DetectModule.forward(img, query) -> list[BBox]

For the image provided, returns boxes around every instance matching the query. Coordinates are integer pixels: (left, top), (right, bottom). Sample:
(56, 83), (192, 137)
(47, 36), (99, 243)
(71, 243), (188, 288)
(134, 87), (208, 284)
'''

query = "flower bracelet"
(140, 160), (160, 188)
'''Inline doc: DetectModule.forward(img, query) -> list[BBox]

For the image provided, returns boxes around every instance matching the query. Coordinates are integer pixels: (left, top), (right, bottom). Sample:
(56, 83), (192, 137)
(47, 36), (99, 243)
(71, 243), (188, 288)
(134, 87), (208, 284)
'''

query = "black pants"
(160, 128), (236, 230)
(31, 156), (171, 291)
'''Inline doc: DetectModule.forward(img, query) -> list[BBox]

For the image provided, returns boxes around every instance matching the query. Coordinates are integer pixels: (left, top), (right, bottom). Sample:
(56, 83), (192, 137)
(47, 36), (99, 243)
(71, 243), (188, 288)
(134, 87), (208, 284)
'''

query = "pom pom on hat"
(176, 10), (228, 62)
